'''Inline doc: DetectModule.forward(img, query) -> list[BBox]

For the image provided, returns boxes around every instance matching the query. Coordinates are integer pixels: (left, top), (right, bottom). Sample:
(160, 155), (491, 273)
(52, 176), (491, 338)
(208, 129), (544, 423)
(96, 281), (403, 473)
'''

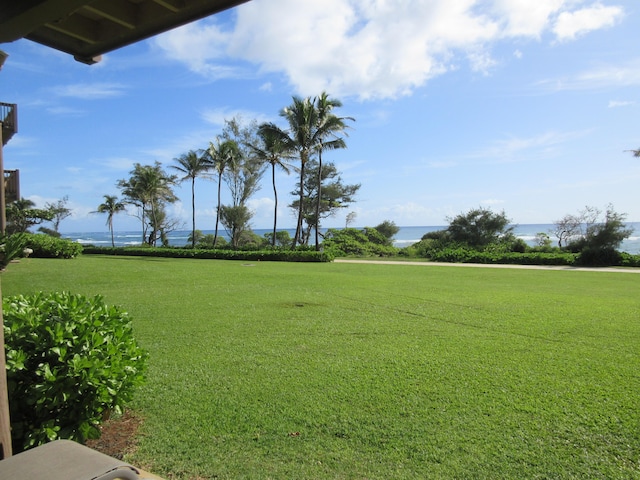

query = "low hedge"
(421, 247), (578, 266)
(81, 246), (334, 262)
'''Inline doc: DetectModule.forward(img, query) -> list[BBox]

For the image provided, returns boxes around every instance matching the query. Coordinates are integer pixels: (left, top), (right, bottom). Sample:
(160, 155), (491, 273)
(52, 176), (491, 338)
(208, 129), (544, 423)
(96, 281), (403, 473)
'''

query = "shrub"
(3, 292), (147, 452)
(263, 231), (293, 248)
(373, 220), (400, 244)
(22, 233), (83, 258)
(81, 246), (333, 262)
(1, 233), (28, 270)
(619, 252), (640, 267)
(323, 228), (399, 257)
(576, 246), (622, 267)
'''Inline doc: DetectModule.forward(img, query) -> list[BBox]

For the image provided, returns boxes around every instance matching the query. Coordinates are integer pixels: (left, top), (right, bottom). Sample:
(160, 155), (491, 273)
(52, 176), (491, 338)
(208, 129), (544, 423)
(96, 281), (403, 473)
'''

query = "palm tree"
(251, 124), (295, 246)
(205, 139), (240, 247)
(313, 92), (353, 250)
(117, 162), (177, 245)
(260, 97), (319, 247)
(93, 195), (126, 247)
(171, 150), (213, 248)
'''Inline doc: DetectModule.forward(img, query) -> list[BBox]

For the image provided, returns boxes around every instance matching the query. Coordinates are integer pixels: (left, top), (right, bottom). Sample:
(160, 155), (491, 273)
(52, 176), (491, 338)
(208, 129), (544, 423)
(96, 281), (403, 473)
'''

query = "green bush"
(576, 246), (622, 267)
(22, 233), (83, 258)
(619, 252), (640, 267)
(3, 292), (147, 452)
(81, 246), (334, 262)
(408, 242), (577, 266)
(323, 228), (399, 257)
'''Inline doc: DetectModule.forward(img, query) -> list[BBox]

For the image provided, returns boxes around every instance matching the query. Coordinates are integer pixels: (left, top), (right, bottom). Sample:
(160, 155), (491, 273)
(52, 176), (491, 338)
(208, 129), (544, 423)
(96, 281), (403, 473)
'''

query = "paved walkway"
(334, 258), (640, 273)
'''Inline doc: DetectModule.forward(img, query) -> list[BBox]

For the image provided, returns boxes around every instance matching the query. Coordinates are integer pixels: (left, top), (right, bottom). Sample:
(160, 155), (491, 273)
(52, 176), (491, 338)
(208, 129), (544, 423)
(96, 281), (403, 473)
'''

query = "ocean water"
(63, 223), (640, 255)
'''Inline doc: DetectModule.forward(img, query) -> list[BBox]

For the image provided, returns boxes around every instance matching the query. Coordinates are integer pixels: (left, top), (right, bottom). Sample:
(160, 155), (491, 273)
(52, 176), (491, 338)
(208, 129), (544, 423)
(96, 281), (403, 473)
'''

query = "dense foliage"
(445, 207), (514, 247)
(323, 227), (399, 257)
(117, 161), (179, 246)
(3, 292), (147, 452)
(0, 233), (27, 270)
(81, 246), (334, 262)
(395, 206), (638, 267)
(5, 198), (55, 235)
(289, 159), (360, 246)
(23, 233), (83, 258)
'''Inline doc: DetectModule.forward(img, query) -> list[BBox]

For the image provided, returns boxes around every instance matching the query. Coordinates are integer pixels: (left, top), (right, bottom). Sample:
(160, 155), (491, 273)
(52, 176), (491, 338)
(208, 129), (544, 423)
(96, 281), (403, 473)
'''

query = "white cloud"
(46, 106), (85, 116)
(608, 100), (635, 108)
(553, 3), (624, 41)
(96, 157), (138, 171)
(492, 0), (565, 37)
(153, 20), (239, 78)
(51, 83), (127, 99)
(467, 50), (498, 74)
(537, 59), (640, 91)
(153, 0), (626, 100)
(470, 130), (589, 163)
(200, 107), (269, 127)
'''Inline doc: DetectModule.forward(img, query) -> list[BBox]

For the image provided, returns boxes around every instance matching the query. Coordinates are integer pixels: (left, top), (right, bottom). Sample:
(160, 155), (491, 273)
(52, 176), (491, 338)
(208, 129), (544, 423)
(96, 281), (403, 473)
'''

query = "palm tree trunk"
(140, 202), (147, 245)
(191, 177), (196, 248)
(315, 149), (322, 250)
(149, 199), (158, 247)
(213, 173), (222, 247)
(272, 164), (278, 247)
(109, 217), (115, 247)
(293, 157), (306, 248)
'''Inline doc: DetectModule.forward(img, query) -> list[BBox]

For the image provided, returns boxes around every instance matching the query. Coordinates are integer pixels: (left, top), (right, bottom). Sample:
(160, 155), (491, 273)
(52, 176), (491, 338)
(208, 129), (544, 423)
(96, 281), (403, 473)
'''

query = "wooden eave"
(0, 0), (249, 64)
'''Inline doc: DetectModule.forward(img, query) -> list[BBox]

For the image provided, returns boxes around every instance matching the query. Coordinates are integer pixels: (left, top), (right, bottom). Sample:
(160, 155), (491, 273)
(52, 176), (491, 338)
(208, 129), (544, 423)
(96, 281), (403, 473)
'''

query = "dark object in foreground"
(0, 439), (140, 479)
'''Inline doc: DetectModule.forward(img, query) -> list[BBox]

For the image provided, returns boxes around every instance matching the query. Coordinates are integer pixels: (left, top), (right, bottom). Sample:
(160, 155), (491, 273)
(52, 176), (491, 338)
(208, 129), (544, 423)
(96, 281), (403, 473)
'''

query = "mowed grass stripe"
(2, 257), (639, 479)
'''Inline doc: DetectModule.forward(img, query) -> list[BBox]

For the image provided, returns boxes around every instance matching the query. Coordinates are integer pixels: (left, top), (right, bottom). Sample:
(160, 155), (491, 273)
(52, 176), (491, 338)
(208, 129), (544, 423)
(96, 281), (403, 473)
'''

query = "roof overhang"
(0, 0), (249, 64)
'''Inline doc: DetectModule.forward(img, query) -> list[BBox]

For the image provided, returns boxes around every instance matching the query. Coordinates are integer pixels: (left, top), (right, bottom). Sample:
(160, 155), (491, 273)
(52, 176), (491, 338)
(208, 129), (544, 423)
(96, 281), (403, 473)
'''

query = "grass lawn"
(2, 256), (639, 479)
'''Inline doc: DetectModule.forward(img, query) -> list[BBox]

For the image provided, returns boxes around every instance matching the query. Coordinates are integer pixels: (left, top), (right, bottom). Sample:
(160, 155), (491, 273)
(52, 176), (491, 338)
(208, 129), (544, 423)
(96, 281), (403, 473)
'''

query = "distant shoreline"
(61, 222), (640, 255)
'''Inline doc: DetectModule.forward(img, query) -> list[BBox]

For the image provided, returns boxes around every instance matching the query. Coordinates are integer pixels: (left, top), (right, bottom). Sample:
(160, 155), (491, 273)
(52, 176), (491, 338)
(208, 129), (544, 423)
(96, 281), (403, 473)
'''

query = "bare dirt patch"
(86, 410), (142, 460)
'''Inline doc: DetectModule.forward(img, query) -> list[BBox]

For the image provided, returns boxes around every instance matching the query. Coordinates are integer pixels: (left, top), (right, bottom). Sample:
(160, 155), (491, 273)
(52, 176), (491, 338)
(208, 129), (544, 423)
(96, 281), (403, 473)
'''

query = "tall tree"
(552, 213), (582, 248)
(219, 204), (252, 249)
(171, 150), (213, 248)
(290, 159), (360, 245)
(5, 198), (54, 235)
(446, 207), (513, 248)
(93, 195), (126, 247)
(313, 92), (353, 250)
(261, 96), (318, 247)
(45, 195), (72, 232)
(117, 162), (177, 245)
(251, 123), (295, 246)
(221, 118), (265, 208)
(205, 139), (240, 247)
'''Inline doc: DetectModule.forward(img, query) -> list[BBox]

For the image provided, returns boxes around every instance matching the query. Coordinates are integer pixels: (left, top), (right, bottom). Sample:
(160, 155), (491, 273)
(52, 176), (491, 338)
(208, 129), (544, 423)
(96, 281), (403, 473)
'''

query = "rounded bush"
(577, 247), (622, 267)
(22, 233), (83, 258)
(3, 292), (147, 452)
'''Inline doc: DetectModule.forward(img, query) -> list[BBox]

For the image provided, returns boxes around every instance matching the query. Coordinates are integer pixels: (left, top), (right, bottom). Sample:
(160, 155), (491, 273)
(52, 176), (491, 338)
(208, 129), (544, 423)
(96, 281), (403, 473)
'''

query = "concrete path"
(334, 258), (640, 273)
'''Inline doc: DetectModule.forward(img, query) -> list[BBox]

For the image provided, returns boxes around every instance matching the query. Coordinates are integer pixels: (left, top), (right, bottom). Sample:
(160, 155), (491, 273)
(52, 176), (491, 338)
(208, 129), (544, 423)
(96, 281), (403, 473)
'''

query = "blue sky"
(1, 0), (639, 234)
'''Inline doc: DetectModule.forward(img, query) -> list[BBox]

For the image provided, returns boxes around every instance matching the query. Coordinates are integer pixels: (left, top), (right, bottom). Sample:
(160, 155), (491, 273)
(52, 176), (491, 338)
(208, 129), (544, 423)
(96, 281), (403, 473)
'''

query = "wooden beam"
(44, 14), (100, 44)
(83, 0), (138, 30)
(0, 127), (11, 458)
(0, 299), (12, 459)
(0, 0), (93, 43)
(151, 0), (184, 14)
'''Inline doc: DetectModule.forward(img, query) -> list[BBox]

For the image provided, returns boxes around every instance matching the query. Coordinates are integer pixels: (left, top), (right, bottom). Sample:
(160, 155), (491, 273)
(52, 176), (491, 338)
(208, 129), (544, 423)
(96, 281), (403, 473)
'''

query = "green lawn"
(2, 256), (639, 479)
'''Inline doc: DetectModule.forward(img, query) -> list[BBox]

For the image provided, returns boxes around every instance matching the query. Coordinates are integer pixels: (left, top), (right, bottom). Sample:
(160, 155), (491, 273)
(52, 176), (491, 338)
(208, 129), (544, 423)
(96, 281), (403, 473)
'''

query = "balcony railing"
(1, 102), (18, 146)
